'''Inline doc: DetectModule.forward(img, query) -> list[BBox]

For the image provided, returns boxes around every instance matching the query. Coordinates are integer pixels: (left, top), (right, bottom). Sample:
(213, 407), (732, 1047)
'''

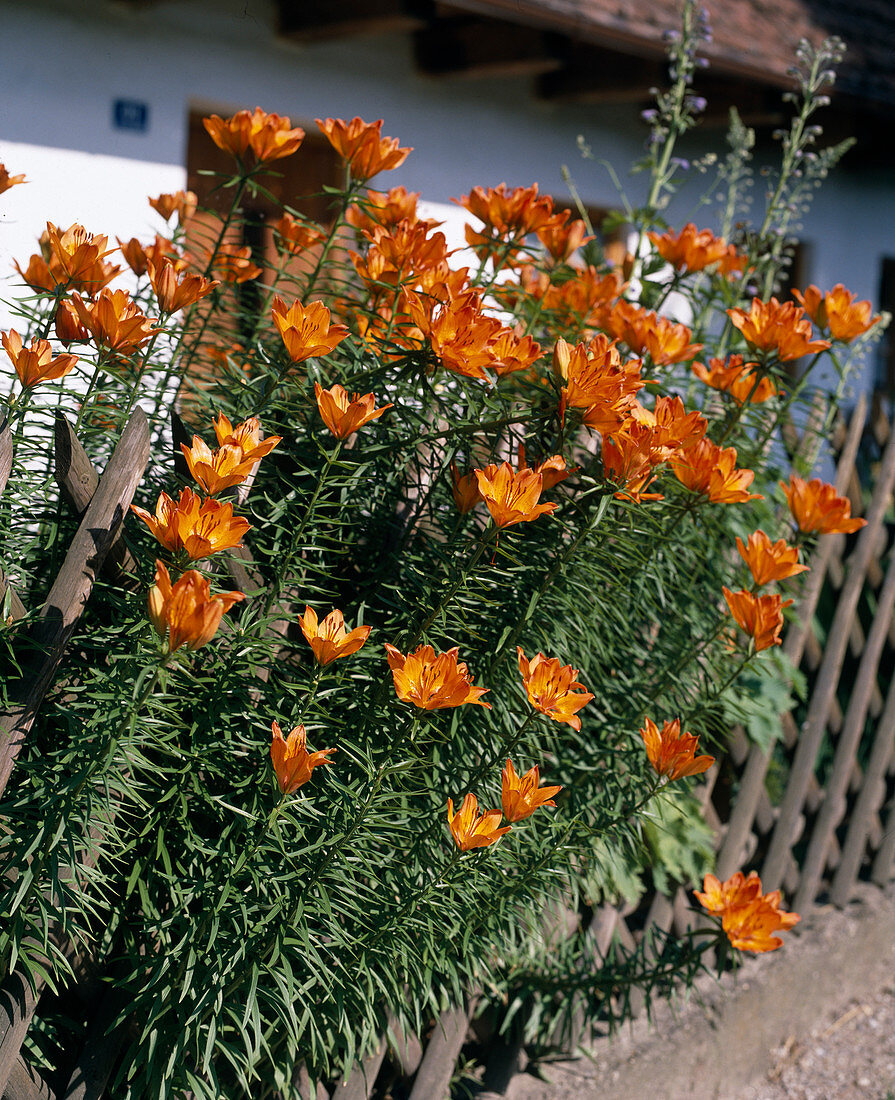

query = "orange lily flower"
(517, 648), (594, 730)
(149, 258), (219, 314)
(460, 182), (556, 239)
(270, 721), (336, 795)
(691, 355), (777, 404)
(695, 870), (764, 914)
(149, 190), (198, 223)
(450, 464), (483, 513)
(203, 107), (305, 163)
(555, 333), (626, 396)
(723, 587), (793, 651)
(0, 164), (26, 195)
(314, 382), (392, 439)
(182, 414), (281, 493)
(632, 395), (707, 461)
(474, 463), (557, 529)
(648, 222), (744, 275)
(131, 486), (250, 560)
(722, 896), (801, 953)
(346, 186), (423, 233)
(45, 222), (122, 293)
(212, 413), (280, 456)
(736, 530), (808, 587)
(270, 213), (326, 256)
(72, 289), (160, 356)
(556, 334), (645, 429)
(540, 266), (622, 330)
(16, 224), (120, 295)
(118, 233), (181, 278)
(384, 643), (491, 710)
(14, 253), (58, 294)
(316, 116), (411, 180)
(501, 760), (562, 822)
(696, 871), (799, 953)
(447, 793), (511, 851)
(118, 236), (152, 277)
(640, 717), (714, 781)
(781, 475), (866, 535)
(489, 327), (543, 378)
(793, 284), (881, 343)
(402, 287), (501, 381)
(353, 220), (451, 296)
(516, 445), (574, 491)
(180, 437), (267, 496)
(458, 182), (555, 264)
(670, 438), (762, 504)
(608, 301), (702, 365)
(147, 559), (244, 652)
(2, 330), (78, 388)
(272, 296), (350, 363)
(54, 301), (89, 345)
(207, 242), (262, 283)
(601, 428), (663, 503)
(298, 607), (371, 665)
(536, 214), (593, 264)
(727, 297), (831, 360)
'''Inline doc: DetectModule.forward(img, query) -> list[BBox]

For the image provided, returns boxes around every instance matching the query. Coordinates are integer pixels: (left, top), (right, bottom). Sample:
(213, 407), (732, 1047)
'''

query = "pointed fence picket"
(3, 396), (895, 1098)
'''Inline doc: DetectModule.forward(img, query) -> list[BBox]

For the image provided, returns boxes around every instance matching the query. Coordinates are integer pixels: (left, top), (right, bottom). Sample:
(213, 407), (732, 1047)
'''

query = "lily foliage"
(0, 11), (884, 1097)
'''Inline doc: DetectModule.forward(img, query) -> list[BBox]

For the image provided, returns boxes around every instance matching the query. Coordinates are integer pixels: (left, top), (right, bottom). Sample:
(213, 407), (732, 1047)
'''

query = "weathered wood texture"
(54, 414), (140, 588)
(715, 394), (868, 880)
(0, 410), (150, 797)
(0, 420), (27, 622)
(762, 419), (895, 890)
(0, 972), (40, 1095)
(407, 1001), (477, 1100)
(3, 1054), (53, 1100)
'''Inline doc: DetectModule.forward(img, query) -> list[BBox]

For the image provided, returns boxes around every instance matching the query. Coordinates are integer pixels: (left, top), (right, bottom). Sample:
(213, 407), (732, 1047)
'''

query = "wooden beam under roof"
(414, 13), (567, 78)
(277, 0), (433, 41)
(691, 78), (787, 129)
(538, 49), (667, 103)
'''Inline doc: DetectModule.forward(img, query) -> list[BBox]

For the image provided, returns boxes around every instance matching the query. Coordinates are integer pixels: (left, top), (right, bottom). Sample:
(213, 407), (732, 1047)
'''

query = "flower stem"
(486, 491), (612, 676)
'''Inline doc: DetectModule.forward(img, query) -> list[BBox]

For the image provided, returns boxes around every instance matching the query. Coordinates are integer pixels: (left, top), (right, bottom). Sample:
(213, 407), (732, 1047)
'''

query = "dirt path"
(508, 884), (895, 1100)
(752, 985), (895, 1100)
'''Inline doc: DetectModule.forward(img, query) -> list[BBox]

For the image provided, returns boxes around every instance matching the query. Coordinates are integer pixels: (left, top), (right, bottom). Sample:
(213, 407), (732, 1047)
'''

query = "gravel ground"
(508, 885), (895, 1100)
(751, 985), (895, 1100)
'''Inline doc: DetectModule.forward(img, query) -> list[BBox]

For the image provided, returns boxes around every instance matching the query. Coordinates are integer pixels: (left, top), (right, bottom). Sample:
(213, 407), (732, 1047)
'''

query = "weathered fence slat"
(0, 420), (10, 496)
(715, 398), (867, 880)
(871, 764), (895, 885)
(761, 416), (895, 891)
(0, 972), (39, 1095)
(0, 410), (150, 797)
(479, 1030), (528, 1099)
(0, 419), (26, 623)
(794, 546), (895, 911)
(54, 413), (139, 587)
(832, 662), (895, 905)
(292, 1065), (327, 1100)
(330, 1037), (388, 1100)
(59, 984), (127, 1100)
(407, 1000), (476, 1100)
(2, 1053), (53, 1100)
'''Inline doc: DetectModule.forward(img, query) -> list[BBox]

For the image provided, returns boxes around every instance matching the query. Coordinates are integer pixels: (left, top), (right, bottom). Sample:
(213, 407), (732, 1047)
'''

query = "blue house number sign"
(113, 99), (149, 133)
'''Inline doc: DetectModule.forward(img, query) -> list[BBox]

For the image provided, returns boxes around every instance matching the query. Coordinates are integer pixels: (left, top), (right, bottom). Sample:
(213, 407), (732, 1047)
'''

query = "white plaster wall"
(0, 143), (185, 280)
(0, 0), (644, 236)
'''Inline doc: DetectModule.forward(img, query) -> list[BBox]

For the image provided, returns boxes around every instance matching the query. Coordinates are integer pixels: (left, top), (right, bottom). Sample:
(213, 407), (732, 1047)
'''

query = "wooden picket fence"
(1, 391), (895, 1099)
